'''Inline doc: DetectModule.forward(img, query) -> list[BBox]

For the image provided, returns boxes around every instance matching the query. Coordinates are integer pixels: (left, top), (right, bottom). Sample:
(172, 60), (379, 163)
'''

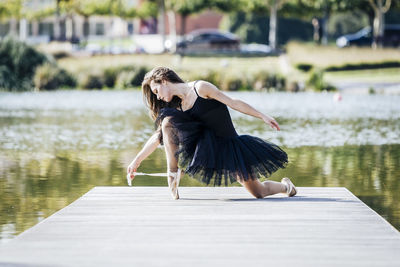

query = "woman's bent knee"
(161, 116), (174, 131)
(161, 116), (179, 146)
(252, 188), (264, 199)
(239, 177), (265, 199)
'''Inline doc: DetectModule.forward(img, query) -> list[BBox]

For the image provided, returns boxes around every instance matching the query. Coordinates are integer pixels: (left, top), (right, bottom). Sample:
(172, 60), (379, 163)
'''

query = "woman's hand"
(127, 158), (141, 180)
(261, 114), (280, 131)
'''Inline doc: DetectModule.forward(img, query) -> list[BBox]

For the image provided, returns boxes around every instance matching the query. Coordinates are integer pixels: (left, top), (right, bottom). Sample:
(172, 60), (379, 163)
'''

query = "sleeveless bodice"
(179, 82), (238, 138)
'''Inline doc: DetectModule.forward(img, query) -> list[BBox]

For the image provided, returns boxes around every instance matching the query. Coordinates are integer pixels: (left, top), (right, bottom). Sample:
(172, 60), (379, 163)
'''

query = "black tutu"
(155, 107), (288, 186)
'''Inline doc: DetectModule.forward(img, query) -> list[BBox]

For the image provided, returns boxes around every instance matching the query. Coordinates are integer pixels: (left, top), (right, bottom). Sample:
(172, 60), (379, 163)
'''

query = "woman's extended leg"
(237, 176), (288, 199)
(161, 116), (184, 199)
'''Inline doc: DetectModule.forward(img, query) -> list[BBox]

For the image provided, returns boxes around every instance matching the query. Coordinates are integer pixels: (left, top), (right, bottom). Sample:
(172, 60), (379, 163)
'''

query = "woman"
(127, 67), (296, 200)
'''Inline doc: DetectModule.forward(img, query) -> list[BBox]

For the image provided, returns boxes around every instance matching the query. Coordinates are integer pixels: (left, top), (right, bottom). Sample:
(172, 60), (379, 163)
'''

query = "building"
(0, 0), (223, 44)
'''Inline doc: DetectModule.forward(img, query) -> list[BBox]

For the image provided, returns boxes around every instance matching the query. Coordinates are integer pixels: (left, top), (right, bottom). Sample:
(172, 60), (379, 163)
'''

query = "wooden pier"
(1, 186), (400, 267)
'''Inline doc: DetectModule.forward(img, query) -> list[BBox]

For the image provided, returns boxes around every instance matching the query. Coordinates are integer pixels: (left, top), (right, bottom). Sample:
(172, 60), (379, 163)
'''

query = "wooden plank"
(0, 187), (399, 267)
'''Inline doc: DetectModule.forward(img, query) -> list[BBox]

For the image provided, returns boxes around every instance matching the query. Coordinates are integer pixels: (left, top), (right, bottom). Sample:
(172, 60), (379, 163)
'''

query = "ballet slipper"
(167, 169), (182, 200)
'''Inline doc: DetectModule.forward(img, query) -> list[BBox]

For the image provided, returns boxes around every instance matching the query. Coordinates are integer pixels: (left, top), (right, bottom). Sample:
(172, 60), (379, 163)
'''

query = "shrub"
(252, 71), (286, 91)
(34, 63), (77, 90)
(51, 51), (71, 59)
(306, 69), (324, 91)
(131, 66), (149, 86)
(182, 69), (221, 86)
(0, 65), (16, 90)
(181, 69), (288, 92)
(103, 66), (136, 88)
(286, 81), (300, 92)
(295, 63), (313, 72)
(115, 71), (137, 89)
(103, 68), (121, 88)
(103, 65), (149, 88)
(79, 73), (104, 89)
(368, 86), (376, 94)
(306, 69), (336, 92)
(325, 61), (400, 72)
(0, 37), (48, 91)
(220, 73), (244, 91)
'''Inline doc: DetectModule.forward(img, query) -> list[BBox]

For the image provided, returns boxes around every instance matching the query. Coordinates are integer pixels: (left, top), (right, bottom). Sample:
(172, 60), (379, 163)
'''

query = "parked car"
(239, 43), (274, 56)
(336, 25), (400, 48)
(176, 29), (240, 54)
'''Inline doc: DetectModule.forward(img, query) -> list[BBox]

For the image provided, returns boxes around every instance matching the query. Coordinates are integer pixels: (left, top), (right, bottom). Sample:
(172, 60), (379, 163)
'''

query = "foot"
(281, 177), (297, 197)
(168, 169), (182, 200)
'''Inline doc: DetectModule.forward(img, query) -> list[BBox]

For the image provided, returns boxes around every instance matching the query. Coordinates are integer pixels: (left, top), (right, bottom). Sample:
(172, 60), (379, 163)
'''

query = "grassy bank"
(286, 41), (400, 69)
(284, 41), (400, 86)
(324, 68), (400, 83)
(57, 54), (282, 77)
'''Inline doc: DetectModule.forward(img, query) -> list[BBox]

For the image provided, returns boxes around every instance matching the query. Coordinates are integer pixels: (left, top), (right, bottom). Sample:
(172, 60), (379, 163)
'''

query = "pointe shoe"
(281, 177), (297, 197)
(167, 169), (182, 200)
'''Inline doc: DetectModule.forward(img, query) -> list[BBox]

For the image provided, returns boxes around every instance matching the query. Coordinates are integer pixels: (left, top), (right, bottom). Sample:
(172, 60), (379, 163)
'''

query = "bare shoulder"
(194, 80), (237, 108)
(194, 80), (219, 99)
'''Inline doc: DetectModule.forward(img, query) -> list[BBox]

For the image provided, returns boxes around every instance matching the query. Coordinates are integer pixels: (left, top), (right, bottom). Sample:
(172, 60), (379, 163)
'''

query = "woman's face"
(150, 79), (171, 102)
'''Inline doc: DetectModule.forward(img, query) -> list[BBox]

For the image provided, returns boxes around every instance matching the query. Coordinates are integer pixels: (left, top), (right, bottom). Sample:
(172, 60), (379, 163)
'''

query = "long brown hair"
(141, 67), (184, 122)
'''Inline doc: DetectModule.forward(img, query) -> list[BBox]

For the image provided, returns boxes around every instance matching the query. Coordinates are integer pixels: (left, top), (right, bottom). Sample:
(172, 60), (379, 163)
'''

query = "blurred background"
(0, 0), (399, 243)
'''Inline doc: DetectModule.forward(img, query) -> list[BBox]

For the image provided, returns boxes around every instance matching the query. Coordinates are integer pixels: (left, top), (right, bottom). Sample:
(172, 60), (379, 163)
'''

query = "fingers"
(263, 116), (281, 131)
(272, 120), (280, 131)
(127, 166), (137, 179)
(269, 120), (280, 131)
(130, 168), (137, 179)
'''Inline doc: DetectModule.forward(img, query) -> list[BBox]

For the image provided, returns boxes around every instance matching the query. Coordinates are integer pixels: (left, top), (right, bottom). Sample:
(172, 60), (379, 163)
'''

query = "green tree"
(168, 0), (209, 35)
(239, 0), (282, 51)
(241, 0), (319, 51)
(0, 0), (53, 39)
(295, 0), (352, 45)
(159, 0), (211, 52)
(337, 0), (399, 48)
(0, 0), (24, 36)
(62, 0), (139, 40)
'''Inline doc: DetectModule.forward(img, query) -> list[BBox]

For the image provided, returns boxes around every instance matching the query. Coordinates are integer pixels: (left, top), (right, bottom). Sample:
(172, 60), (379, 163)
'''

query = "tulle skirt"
(155, 107), (288, 186)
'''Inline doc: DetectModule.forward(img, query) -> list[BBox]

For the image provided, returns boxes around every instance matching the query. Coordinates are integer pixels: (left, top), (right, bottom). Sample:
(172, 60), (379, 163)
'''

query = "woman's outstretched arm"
(136, 131), (161, 162)
(127, 131), (161, 177)
(196, 80), (281, 131)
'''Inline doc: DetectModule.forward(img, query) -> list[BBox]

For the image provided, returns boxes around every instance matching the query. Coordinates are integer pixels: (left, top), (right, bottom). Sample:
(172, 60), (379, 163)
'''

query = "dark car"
(176, 29), (240, 54)
(336, 25), (400, 48)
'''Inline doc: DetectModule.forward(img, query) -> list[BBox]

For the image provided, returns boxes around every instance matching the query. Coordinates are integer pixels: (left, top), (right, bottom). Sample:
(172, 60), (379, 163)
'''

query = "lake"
(1, 90), (399, 242)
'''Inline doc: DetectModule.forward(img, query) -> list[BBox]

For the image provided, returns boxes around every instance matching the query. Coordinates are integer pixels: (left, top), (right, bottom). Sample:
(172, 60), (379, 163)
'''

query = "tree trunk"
(32, 20), (39, 36)
(167, 10), (177, 53)
(54, 0), (61, 40)
(312, 17), (320, 44)
(268, 0), (278, 51)
(66, 16), (73, 41)
(9, 18), (18, 37)
(321, 7), (329, 45)
(373, 7), (384, 48)
(83, 16), (89, 41)
(180, 14), (187, 36)
(369, 0), (392, 49)
(158, 0), (166, 53)
(19, 18), (27, 41)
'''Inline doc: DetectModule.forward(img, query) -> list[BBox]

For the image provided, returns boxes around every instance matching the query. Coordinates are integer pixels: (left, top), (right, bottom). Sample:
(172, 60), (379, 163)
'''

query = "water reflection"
(0, 91), (399, 242)
(1, 145), (399, 242)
